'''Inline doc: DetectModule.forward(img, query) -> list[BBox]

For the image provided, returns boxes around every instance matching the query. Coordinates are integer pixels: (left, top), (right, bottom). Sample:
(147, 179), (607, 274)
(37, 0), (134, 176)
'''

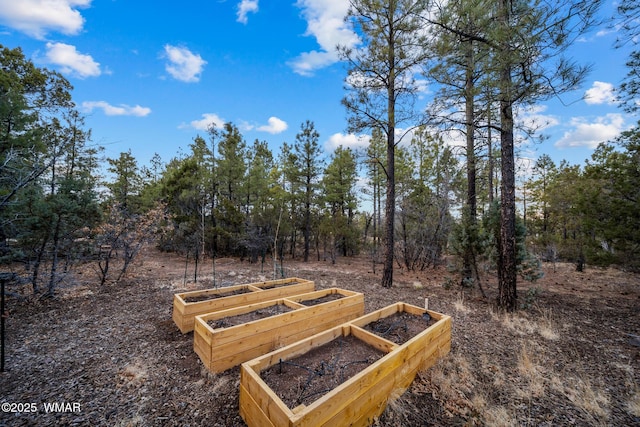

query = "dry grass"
(496, 307), (559, 341)
(627, 390), (640, 417)
(479, 354), (506, 388)
(114, 416), (145, 427)
(535, 307), (560, 340)
(426, 354), (477, 420)
(483, 405), (517, 427)
(564, 376), (610, 421)
(453, 293), (470, 313)
(376, 390), (419, 426)
(412, 299), (627, 426)
(119, 361), (148, 383)
(616, 362), (640, 418)
(516, 343), (546, 399)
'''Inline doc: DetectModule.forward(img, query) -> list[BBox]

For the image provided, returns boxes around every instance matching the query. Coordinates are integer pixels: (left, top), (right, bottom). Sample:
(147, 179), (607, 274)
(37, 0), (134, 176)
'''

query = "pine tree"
(492, 0), (601, 310)
(294, 121), (323, 262)
(321, 146), (359, 262)
(340, 0), (430, 287)
(363, 128), (386, 272)
(0, 45), (74, 252)
(106, 150), (142, 213)
(429, 0), (493, 290)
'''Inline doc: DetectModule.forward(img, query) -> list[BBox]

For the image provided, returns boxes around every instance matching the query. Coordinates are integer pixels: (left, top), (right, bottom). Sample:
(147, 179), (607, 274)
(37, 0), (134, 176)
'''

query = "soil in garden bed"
(260, 334), (386, 408)
(258, 280), (302, 289)
(206, 303), (294, 329)
(182, 287), (251, 303)
(363, 312), (435, 344)
(299, 293), (344, 306)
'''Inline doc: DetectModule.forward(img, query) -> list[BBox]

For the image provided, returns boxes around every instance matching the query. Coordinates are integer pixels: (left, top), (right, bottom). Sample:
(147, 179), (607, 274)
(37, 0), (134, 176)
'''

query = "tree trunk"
(496, 0), (518, 312)
(303, 198), (310, 262)
(381, 24), (396, 289)
(381, 134), (395, 288)
(488, 110), (494, 205)
(31, 234), (49, 294)
(47, 214), (62, 297)
(98, 248), (112, 286)
(498, 102), (518, 311)
(463, 37), (477, 288)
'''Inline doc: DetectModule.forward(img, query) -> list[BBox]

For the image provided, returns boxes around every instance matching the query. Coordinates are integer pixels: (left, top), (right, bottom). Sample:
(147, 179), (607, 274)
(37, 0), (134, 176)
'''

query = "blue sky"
(0, 0), (636, 175)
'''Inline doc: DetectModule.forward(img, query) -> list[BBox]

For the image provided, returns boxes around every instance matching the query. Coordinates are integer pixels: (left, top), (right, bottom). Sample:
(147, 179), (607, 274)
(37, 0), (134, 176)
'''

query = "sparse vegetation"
(2, 249), (639, 426)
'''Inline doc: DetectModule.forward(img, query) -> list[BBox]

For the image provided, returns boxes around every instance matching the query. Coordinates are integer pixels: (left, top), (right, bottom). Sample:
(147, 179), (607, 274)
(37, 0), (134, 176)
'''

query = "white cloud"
(325, 132), (370, 151)
(517, 104), (560, 131)
(184, 115), (286, 134)
(555, 113), (626, 149)
(257, 116), (288, 134)
(237, 0), (258, 24)
(290, 50), (338, 76)
(181, 113), (226, 131)
(289, 0), (359, 76)
(584, 81), (617, 105)
(238, 120), (255, 132)
(0, 0), (90, 39)
(45, 42), (100, 78)
(82, 101), (151, 117)
(163, 45), (207, 83)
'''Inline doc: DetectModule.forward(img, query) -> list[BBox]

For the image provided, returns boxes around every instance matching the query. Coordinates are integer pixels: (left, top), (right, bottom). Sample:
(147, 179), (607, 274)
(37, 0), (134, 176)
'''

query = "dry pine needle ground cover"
(1, 247), (639, 426)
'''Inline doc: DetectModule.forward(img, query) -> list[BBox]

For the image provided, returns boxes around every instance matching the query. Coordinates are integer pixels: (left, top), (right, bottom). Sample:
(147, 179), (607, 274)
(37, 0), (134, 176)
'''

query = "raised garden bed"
(172, 277), (314, 333)
(239, 302), (451, 427)
(193, 288), (365, 373)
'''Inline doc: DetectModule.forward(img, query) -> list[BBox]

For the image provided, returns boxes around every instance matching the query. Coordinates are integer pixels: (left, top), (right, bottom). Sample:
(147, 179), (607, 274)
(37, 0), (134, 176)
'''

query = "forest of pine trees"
(1, 0), (638, 310)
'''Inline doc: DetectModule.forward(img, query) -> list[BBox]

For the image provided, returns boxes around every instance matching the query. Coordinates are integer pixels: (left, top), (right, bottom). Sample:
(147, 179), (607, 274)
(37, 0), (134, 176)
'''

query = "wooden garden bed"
(193, 288), (365, 373)
(172, 277), (314, 333)
(239, 302), (451, 427)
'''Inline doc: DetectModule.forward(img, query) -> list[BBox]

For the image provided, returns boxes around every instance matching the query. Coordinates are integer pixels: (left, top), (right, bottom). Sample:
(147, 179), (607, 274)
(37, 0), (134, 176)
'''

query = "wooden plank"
(250, 326), (346, 372)
(198, 298), (288, 321)
(350, 325), (397, 354)
(199, 292), (362, 346)
(172, 309), (186, 333)
(321, 365), (398, 427)
(173, 278), (315, 333)
(284, 287), (360, 303)
(210, 309), (362, 371)
(245, 277), (308, 289)
(321, 322), (450, 427)
(180, 284), (260, 316)
(195, 290), (365, 373)
(172, 295), (186, 314)
(192, 327), (211, 366)
(291, 342), (413, 426)
(289, 328), (408, 424)
(193, 316), (213, 346)
(240, 383), (277, 427)
(241, 363), (293, 426)
(210, 310), (359, 370)
(348, 303), (403, 328)
(230, 310), (363, 362)
(207, 305), (364, 370)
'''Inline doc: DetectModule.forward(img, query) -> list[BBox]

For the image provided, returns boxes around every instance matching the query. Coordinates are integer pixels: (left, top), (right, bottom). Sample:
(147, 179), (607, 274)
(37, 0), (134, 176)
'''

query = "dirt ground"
(1, 247), (639, 426)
